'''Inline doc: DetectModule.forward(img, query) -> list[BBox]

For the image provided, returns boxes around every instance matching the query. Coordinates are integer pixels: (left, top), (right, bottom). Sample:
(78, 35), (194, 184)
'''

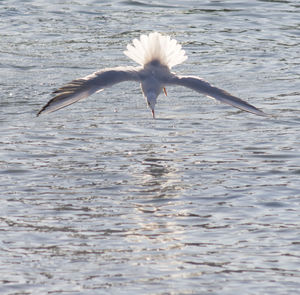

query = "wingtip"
(36, 106), (47, 117)
(253, 108), (271, 118)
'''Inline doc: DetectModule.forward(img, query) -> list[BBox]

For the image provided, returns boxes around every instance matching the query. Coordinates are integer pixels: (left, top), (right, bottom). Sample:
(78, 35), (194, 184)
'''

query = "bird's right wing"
(37, 66), (141, 116)
(167, 75), (268, 117)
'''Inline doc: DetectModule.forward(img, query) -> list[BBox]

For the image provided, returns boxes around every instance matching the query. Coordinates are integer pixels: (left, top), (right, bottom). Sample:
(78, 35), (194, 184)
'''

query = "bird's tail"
(124, 32), (187, 69)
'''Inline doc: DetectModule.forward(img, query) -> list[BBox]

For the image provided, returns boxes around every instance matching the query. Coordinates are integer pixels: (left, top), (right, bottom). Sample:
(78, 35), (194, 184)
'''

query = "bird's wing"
(37, 66), (141, 116)
(166, 75), (268, 117)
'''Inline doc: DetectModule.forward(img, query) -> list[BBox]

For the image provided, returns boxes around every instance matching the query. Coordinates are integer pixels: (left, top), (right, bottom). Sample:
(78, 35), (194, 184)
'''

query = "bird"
(37, 32), (268, 118)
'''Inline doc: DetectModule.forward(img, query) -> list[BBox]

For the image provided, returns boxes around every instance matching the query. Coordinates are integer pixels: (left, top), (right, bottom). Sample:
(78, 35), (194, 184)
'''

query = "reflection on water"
(1, 0), (300, 294)
(137, 147), (182, 199)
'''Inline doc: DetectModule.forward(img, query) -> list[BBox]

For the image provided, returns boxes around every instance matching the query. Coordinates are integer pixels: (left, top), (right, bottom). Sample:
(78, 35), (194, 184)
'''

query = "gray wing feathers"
(169, 75), (268, 117)
(37, 67), (140, 116)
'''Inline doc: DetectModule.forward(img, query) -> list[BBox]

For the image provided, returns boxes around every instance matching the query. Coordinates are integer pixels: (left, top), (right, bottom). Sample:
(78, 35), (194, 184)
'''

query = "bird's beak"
(163, 87), (167, 96)
(151, 109), (155, 119)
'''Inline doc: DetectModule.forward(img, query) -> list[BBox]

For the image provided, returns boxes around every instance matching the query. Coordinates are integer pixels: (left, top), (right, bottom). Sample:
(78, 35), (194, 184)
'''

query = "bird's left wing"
(37, 66), (141, 116)
(167, 75), (268, 117)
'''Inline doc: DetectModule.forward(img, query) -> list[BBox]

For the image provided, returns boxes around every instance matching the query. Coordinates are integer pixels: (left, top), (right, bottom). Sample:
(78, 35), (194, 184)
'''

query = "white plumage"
(37, 32), (268, 118)
(124, 32), (187, 68)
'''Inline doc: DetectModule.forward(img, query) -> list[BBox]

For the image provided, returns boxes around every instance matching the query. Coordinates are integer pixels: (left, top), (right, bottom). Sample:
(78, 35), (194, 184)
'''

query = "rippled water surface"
(1, 0), (300, 294)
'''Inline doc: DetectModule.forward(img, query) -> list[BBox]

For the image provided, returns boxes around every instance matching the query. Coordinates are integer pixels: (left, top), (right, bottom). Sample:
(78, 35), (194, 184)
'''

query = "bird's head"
(146, 91), (157, 118)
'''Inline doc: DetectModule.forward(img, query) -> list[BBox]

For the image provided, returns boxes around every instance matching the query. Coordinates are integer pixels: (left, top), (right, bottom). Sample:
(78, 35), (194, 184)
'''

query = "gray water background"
(1, 0), (300, 294)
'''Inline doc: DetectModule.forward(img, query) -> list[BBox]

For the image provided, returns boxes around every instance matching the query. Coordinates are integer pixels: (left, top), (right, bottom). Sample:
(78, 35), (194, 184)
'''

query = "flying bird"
(37, 32), (267, 118)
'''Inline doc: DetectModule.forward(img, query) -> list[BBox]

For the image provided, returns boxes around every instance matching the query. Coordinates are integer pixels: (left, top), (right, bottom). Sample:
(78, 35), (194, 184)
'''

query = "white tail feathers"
(124, 32), (187, 69)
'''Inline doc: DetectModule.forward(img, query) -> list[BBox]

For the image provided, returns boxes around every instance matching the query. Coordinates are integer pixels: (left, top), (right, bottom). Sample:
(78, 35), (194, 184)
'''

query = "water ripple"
(1, 1), (300, 294)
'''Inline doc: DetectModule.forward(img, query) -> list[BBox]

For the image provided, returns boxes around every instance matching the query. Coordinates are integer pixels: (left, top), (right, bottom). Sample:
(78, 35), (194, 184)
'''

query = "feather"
(124, 32), (187, 69)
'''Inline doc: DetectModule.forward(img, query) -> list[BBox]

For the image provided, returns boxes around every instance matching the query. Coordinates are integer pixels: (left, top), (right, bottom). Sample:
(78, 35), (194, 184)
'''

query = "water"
(1, 0), (300, 294)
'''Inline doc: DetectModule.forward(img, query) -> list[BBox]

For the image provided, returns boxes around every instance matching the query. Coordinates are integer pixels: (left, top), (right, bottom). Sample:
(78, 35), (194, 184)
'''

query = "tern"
(37, 32), (267, 118)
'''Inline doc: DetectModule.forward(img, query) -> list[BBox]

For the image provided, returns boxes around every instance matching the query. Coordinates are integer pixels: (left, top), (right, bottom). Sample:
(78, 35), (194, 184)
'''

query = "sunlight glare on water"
(1, 0), (300, 294)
